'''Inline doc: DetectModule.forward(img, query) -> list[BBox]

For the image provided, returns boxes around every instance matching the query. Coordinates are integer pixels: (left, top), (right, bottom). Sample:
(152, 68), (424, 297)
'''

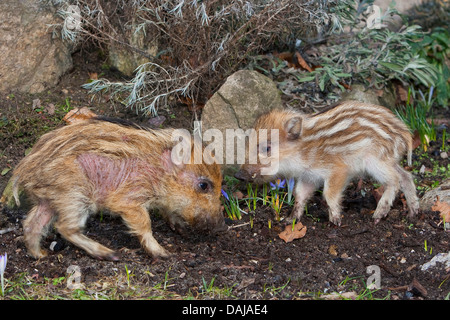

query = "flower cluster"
(221, 178), (296, 221)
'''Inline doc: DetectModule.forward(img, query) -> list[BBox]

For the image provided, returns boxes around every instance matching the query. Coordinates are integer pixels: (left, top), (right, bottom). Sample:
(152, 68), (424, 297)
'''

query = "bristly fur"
(11, 119), (224, 261)
(92, 116), (151, 131)
(239, 100), (419, 226)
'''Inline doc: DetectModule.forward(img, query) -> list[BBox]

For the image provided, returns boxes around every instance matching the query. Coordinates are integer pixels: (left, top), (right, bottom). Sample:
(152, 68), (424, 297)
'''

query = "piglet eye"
(197, 179), (212, 192)
(259, 143), (271, 155)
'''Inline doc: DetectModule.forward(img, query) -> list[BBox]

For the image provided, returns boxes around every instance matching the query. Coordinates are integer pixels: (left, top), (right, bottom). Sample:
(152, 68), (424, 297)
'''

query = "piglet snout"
(235, 169), (253, 182)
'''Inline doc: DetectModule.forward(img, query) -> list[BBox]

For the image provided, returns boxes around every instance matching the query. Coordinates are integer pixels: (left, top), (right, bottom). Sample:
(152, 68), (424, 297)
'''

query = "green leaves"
(293, 7), (445, 106)
(297, 65), (351, 92)
(379, 55), (438, 87)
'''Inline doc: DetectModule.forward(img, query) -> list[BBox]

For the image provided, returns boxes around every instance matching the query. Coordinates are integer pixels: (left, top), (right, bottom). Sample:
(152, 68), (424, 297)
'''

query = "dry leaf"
(396, 84), (408, 103)
(338, 80), (352, 90)
(63, 107), (97, 125)
(278, 222), (307, 243)
(408, 278), (427, 297)
(233, 190), (244, 200)
(412, 130), (422, 150)
(179, 96), (204, 112)
(274, 51), (296, 68)
(328, 244), (338, 256)
(432, 196), (450, 224)
(295, 51), (313, 72)
(372, 186), (385, 204)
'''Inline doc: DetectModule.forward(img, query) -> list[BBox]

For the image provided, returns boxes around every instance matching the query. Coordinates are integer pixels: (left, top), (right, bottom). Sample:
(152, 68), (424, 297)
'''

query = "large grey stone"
(108, 18), (158, 77)
(0, 0), (73, 93)
(420, 178), (450, 211)
(201, 70), (281, 174)
(341, 84), (382, 106)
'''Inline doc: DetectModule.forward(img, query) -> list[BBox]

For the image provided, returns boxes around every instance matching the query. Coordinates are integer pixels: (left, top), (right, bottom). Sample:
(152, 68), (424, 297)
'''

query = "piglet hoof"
(285, 211), (301, 225)
(406, 211), (418, 223)
(30, 249), (48, 260)
(106, 252), (121, 262)
(153, 250), (171, 260)
(329, 215), (342, 227)
(98, 251), (121, 262)
(284, 216), (294, 225)
(147, 245), (171, 260)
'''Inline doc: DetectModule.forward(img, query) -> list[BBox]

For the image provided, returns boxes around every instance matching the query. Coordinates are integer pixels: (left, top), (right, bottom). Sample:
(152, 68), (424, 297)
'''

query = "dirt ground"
(0, 50), (449, 301)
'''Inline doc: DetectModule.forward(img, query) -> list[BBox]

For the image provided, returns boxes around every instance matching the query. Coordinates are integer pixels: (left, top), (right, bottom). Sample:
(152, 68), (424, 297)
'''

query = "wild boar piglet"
(12, 117), (225, 260)
(236, 101), (419, 225)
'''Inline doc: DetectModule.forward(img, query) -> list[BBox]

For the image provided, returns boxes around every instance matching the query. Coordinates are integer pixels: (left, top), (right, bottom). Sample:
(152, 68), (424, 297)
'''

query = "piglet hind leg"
(23, 200), (55, 259)
(369, 165), (401, 224)
(395, 164), (419, 220)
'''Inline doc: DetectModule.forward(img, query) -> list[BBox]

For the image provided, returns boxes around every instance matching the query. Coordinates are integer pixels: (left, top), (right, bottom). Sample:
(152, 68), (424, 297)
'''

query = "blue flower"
(287, 178), (295, 192)
(221, 189), (230, 201)
(287, 178), (295, 203)
(270, 179), (286, 190)
(0, 253), (7, 296)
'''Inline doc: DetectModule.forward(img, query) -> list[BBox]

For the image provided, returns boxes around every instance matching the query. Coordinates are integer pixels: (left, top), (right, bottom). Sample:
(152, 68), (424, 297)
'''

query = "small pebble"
(147, 115), (166, 128)
(49, 240), (64, 252)
(404, 291), (414, 299)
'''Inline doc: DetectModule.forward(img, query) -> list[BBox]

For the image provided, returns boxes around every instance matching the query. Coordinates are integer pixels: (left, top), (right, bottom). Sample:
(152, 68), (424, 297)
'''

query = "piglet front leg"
(286, 180), (316, 223)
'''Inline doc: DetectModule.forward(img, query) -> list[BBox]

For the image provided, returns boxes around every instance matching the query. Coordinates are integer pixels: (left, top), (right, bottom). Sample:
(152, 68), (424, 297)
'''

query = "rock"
(108, 18), (158, 77)
(147, 115), (167, 128)
(374, 0), (425, 13)
(49, 240), (65, 252)
(322, 291), (358, 300)
(373, 0), (425, 31)
(0, 0), (73, 93)
(341, 84), (381, 106)
(201, 70), (281, 174)
(419, 178), (450, 211)
(341, 83), (398, 110)
(421, 252), (450, 271)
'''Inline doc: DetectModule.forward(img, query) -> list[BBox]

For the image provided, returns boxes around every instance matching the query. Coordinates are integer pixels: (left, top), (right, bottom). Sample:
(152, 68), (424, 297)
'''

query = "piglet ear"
(161, 149), (185, 171)
(284, 116), (302, 140)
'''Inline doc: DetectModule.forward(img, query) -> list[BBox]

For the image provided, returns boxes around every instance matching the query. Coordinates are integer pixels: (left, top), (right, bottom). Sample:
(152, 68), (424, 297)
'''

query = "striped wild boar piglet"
(12, 117), (225, 260)
(236, 101), (419, 225)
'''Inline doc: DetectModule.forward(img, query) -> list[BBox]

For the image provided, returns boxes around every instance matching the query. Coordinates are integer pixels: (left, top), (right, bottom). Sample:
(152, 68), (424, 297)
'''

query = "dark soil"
(0, 50), (449, 301)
